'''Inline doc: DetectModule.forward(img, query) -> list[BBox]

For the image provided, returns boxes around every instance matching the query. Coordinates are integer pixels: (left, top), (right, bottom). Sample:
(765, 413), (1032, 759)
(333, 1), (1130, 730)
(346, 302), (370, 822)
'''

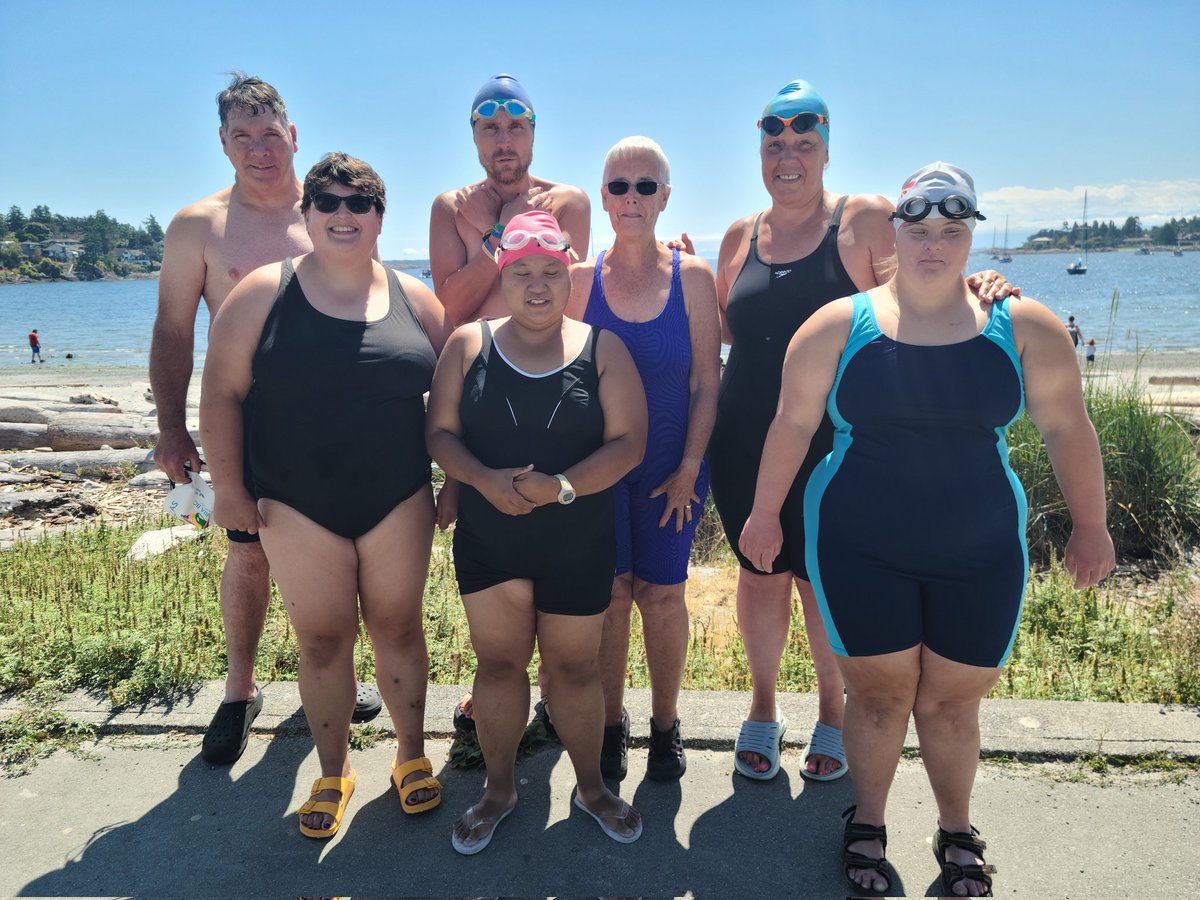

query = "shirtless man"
(150, 73), (379, 766)
(429, 73), (591, 326)
(429, 73), (591, 734)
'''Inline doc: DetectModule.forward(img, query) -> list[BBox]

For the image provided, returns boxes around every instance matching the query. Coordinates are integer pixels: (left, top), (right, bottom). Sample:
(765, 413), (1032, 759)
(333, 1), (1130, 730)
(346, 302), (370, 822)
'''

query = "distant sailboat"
(1067, 190), (1088, 275)
(990, 225), (999, 260)
(998, 217), (1012, 263)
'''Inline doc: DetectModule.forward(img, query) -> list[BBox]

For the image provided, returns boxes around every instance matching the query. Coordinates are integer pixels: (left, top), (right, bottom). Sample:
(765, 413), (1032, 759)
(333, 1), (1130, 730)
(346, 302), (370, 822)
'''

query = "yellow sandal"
(297, 768), (357, 839)
(392, 757), (441, 814)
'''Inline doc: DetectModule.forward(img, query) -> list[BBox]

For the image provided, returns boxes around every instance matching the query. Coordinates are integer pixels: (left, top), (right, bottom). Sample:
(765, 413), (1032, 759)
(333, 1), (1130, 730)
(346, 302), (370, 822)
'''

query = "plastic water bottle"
(164, 472), (215, 529)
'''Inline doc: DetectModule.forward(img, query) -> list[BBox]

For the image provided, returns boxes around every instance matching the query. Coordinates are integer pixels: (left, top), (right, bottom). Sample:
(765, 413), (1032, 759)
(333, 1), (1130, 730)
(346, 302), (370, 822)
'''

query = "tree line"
(1, 204), (164, 279)
(1021, 215), (1199, 250)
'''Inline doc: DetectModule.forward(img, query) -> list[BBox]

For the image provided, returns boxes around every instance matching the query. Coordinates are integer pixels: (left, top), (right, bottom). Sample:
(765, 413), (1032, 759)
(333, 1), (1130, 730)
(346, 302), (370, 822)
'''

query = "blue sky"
(2, 0), (1197, 259)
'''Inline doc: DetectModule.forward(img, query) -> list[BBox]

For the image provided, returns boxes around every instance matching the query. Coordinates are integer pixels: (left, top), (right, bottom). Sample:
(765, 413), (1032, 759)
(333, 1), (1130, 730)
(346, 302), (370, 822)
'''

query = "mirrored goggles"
(607, 179), (665, 196)
(310, 192), (378, 214)
(888, 195), (985, 224)
(472, 98), (536, 124)
(758, 111), (829, 136)
(498, 229), (570, 253)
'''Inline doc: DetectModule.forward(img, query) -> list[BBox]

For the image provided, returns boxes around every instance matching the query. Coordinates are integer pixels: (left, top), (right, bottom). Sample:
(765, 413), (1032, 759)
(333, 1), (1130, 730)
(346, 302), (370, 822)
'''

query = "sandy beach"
(5, 351), (1200, 415)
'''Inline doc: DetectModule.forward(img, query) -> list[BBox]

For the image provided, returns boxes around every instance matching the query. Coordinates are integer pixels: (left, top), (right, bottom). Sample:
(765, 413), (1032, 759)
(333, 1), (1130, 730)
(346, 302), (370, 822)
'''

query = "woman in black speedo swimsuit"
(427, 211), (648, 855)
(202, 154), (451, 840)
(709, 80), (1015, 787)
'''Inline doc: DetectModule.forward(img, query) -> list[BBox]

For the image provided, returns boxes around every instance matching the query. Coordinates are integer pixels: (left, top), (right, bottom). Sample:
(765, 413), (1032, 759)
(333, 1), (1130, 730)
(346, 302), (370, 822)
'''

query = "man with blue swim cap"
(430, 73), (590, 325)
(759, 80), (830, 148)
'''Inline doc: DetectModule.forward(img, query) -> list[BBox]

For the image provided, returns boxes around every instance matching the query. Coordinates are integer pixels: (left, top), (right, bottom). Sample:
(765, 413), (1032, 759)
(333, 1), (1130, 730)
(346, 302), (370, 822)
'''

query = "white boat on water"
(1067, 191), (1088, 275)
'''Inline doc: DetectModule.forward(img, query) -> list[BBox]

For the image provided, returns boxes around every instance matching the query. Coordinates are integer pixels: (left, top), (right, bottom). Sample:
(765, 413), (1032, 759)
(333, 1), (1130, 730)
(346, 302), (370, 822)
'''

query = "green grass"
(2, 515), (1198, 706)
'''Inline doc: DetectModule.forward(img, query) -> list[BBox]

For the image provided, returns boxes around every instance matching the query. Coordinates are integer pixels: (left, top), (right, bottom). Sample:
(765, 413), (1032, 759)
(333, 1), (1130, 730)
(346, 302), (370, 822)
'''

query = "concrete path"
(3, 683), (1198, 897)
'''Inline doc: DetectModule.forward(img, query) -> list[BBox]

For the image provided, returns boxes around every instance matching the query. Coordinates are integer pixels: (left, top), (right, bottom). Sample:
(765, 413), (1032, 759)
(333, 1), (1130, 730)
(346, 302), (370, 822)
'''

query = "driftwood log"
(0, 447), (158, 475)
(46, 413), (156, 451)
(0, 401), (127, 425)
(0, 423), (49, 451)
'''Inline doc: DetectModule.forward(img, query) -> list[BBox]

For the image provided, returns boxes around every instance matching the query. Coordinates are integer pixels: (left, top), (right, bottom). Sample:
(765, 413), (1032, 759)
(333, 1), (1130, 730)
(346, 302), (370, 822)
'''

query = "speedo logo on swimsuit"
(773, 268), (793, 278)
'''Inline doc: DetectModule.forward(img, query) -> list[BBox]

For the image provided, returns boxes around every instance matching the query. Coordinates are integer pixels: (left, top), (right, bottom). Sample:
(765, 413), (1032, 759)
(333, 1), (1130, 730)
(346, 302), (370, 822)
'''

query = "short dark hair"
(217, 72), (289, 130)
(301, 153), (386, 215)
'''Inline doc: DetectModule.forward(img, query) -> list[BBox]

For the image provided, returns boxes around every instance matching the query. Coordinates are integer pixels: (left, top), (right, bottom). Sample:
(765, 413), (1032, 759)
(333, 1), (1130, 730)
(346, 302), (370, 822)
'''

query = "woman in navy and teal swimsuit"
(568, 136), (721, 783)
(741, 163), (1114, 897)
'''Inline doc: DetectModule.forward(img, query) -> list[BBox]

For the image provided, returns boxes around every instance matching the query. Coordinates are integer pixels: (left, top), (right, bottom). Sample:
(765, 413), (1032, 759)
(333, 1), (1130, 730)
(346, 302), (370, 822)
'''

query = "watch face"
(560, 489), (576, 504)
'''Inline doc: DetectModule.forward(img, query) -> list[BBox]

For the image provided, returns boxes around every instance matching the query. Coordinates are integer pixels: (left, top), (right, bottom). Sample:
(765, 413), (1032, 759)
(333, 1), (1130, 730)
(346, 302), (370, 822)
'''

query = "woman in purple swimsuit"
(567, 137), (721, 782)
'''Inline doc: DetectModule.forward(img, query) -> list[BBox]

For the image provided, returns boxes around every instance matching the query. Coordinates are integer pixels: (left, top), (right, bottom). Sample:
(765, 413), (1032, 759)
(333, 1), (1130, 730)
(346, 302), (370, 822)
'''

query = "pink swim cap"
(496, 210), (571, 272)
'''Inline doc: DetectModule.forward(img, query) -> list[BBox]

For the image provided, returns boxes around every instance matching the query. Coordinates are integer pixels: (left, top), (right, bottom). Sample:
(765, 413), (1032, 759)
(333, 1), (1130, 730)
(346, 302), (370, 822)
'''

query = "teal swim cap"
(760, 80), (830, 148)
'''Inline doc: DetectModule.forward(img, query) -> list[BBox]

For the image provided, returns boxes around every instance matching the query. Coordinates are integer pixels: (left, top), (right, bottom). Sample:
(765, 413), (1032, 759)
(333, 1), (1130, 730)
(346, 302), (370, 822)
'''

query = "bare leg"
(913, 646), (1002, 897)
(597, 574), (635, 726)
(735, 568), (792, 773)
(539, 611), (640, 839)
(796, 576), (847, 776)
(257, 500), (358, 832)
(356, 486), (438, 807)
(453, 580), (537, 851)
(836, 647), (922, 894)
(219, 539), (271, 702)
(634, 578), (689, 730)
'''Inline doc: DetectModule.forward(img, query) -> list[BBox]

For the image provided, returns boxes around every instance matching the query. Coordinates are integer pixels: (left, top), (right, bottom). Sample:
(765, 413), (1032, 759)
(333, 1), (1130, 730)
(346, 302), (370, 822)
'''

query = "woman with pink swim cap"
(427, 210), (649, 854)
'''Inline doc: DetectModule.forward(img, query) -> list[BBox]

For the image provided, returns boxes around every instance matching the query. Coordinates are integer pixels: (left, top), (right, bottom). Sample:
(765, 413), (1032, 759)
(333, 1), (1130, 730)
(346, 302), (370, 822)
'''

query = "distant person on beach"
(1086, 338), (1097, 367)
(427, 211), (646, 853)
(202, 153), (450, 838)
(565, 136), (720, 782)
(149, 73), (382, 767)
(706, 80), (1016, 788)
(28, 329), (42, 363)
(739, 161), (1114, 896)
(430, 73), (591, 736)
(1066, 315), (1084, 347)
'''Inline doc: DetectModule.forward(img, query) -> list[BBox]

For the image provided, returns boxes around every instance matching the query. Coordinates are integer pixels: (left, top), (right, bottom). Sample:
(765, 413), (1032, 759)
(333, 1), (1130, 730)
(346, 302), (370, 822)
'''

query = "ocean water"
(1, 252), (1197, 368)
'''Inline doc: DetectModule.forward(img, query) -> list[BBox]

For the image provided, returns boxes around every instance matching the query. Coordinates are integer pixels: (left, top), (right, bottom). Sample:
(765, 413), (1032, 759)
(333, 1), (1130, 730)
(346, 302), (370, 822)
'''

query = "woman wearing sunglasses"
(740, 162), (1113, 895)
(201, 153), (451, 838)
(707, 80), (1015, 786)
(564, 137), (721, 782)
(427, 210), (647, 853)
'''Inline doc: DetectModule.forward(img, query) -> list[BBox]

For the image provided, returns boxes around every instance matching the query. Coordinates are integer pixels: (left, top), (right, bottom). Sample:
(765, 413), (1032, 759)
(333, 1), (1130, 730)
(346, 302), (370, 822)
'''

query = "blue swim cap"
(470, 73), (535, 127)
(760, 80), (830, 148)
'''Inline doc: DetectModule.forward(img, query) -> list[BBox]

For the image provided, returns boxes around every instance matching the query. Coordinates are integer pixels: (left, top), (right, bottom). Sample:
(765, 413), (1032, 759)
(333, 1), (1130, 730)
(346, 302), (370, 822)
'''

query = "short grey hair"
(602, 136), (670, 185)
(217, 72), (289, 130)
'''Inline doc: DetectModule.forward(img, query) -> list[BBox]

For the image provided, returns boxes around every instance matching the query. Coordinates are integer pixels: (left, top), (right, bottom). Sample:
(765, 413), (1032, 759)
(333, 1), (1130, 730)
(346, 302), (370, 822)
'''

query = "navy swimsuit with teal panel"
(804, 292), (1028, 668)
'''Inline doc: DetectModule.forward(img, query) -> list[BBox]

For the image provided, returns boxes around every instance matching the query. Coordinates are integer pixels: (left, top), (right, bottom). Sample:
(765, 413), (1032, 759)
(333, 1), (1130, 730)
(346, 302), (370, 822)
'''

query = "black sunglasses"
(310, 192), (378, 214)
(757, 112), (829, 137)
(607, 179), (664, 196)
(888, 195), (985, 224)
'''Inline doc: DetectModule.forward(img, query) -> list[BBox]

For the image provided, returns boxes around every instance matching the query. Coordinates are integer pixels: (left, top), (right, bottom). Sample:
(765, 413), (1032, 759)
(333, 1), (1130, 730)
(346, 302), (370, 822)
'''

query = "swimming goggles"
(498, 229), (570, 253)
(472, 99), (536, 125)
(758, 112), (829, 136)
(888, 195), (986, 224)
(310, 192), (378, 214)
(607, 179), (665, 196)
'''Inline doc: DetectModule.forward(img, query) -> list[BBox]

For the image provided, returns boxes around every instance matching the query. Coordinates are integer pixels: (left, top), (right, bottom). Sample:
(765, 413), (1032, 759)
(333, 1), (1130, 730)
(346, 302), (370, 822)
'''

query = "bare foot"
(804, 752), (845, 778)
(397, 761), (440, 807)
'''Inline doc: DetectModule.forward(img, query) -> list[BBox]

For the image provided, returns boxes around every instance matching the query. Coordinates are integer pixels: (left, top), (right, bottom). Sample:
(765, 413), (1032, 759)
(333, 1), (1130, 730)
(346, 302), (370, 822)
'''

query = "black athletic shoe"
(646, 717), (687, 781)
(600, 707), (630, 780)
(350, 682), (382, 724)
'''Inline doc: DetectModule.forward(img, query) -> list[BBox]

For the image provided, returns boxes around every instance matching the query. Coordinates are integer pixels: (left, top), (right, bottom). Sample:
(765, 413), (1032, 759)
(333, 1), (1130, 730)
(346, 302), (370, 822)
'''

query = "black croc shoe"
(646, 718), (686, 781)
(600, 707), (630, 780)
(351, 682), (382, 724)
